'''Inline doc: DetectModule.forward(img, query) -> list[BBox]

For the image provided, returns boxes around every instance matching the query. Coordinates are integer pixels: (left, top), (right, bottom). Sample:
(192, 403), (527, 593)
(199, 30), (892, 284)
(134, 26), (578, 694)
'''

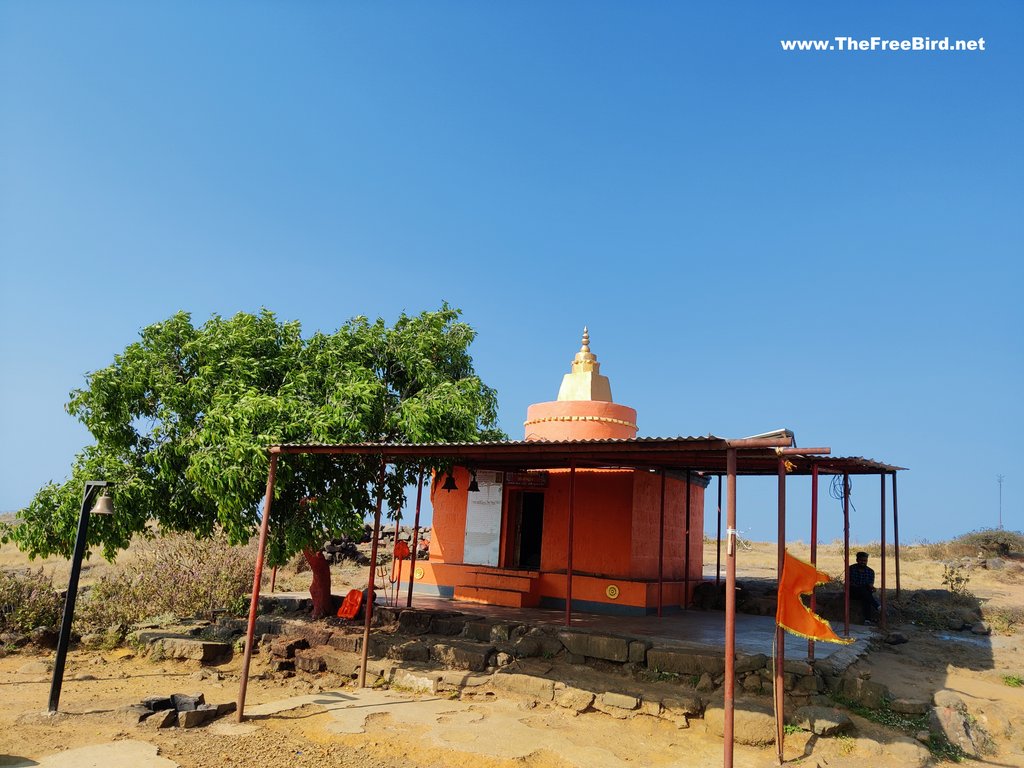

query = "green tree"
(6, 305), (501, 617)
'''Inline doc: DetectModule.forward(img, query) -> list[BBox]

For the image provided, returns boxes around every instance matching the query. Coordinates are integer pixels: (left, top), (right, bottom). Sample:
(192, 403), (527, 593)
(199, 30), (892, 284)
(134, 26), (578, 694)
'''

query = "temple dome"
(524, 328), (638, 441)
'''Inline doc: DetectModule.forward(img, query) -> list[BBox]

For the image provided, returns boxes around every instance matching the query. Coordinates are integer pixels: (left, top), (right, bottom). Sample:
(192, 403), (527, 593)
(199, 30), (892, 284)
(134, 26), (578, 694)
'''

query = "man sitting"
(849, 551), (880, 624)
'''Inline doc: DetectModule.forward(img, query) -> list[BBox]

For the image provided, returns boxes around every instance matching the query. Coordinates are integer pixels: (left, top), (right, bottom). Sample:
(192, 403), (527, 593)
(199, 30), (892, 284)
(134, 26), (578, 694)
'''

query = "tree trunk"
(303, 548), (333, 619)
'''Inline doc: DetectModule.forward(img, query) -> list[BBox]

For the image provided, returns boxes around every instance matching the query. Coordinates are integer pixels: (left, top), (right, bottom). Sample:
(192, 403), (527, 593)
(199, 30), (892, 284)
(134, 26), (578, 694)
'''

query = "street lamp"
(48, 480), (114, 713)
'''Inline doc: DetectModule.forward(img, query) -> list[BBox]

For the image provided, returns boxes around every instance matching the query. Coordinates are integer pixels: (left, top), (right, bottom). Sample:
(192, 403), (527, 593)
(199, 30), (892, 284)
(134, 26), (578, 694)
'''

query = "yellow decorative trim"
(414, 567), (424, 580)
(605, 584), (620, 599)
(523, 415), (638, 429)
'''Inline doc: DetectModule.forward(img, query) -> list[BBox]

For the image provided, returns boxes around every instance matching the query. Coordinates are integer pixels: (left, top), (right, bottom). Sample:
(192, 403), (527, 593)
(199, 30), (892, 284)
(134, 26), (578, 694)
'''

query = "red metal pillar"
(359, 460), (388, 688)
(724, 448), (738, 768)
(657, 469), (665, 617)
(565, 461), (576, 626)
(406, 470), (425, 608)
(716, 474), (723, 586)
(843, 473), (850, 637)
(808, 463), (819, 661)
(892, 472), (901, 598)
(237, 452), (278, 721)
(880, 473), (887, 631)
(684, 471), (692, 610)
(775, 455), (786, 764)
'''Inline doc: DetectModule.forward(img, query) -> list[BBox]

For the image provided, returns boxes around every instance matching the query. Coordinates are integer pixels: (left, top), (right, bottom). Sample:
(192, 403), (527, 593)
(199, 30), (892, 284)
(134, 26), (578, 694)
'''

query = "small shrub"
(835, 734), (855, 755)
(1002, 675), (1023, 688)
(928, 734), (968, 762)
(76, 532), (257, 631)
(982, 606), (1024, 635)
(942, 564), (972, 597)
(0, 568), (62, 633)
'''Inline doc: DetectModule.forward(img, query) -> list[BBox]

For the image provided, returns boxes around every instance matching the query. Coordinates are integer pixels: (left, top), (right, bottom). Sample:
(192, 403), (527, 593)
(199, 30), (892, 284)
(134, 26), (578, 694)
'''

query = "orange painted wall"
(538, 469), (634, 578)
(524, 400), (638, 441)
(631, 471), (705, 581)
(424, 464), (706, 610)
(427, 466), (471, 564)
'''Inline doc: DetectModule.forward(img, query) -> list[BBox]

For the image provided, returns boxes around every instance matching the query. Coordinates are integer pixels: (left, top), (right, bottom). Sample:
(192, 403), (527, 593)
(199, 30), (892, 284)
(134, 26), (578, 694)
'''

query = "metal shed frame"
(235, 431), (904, 767)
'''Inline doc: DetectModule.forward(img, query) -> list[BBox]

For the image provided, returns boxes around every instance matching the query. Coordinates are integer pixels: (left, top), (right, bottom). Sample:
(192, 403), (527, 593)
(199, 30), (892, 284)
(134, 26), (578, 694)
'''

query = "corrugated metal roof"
(273, 435), (728, 449)
(267, 437), (905, 475)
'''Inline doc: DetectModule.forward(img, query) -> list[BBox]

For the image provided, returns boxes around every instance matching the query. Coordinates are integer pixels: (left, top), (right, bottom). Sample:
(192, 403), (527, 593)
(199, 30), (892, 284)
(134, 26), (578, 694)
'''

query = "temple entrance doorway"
(511, 491), (545, 570)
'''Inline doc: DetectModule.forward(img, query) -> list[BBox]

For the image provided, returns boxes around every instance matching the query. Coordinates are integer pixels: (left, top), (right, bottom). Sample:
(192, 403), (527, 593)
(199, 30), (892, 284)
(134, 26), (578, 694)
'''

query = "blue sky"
(1, 2), (1021, 544)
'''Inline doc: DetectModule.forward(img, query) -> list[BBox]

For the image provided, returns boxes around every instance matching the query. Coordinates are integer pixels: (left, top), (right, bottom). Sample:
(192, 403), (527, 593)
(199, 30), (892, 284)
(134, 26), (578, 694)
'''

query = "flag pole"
(774, 454), (787, 764)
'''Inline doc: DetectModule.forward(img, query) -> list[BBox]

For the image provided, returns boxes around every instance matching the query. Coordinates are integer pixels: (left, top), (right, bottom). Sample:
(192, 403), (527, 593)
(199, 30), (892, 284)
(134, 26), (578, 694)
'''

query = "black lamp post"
(48, 480), (113, 713)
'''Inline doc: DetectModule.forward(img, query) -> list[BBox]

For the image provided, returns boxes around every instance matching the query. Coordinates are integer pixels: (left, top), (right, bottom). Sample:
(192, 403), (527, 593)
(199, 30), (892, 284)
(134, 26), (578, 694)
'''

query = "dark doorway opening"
(515, 491), (545, 570)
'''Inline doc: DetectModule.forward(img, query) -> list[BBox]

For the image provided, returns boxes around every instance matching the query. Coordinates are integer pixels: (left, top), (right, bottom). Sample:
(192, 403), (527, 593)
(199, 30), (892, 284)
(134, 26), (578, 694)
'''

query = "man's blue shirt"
(849, 563), (874, 588)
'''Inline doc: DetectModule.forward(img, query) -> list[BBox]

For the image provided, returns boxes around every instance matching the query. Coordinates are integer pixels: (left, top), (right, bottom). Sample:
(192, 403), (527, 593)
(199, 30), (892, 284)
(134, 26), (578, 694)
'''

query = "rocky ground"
(2, 537), (1023, 767)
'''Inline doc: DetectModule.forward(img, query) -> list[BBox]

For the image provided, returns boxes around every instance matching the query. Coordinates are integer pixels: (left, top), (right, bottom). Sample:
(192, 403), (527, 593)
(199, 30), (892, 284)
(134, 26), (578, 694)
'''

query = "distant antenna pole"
(997, 475), (1005, 530)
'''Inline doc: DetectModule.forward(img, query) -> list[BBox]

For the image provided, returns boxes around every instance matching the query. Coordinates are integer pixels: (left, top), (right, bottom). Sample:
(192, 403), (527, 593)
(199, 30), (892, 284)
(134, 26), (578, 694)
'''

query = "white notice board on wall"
(463, 471), (504, 566)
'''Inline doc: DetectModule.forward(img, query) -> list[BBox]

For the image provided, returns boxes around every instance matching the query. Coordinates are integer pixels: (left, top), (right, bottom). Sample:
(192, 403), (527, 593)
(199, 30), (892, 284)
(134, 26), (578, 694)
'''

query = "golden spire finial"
(572, 326), (598, 372)
(557, 325), (611, 401)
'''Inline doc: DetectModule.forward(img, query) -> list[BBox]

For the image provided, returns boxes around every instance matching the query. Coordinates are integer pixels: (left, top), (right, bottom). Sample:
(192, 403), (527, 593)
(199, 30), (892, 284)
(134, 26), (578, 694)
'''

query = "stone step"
(468, 571), (537, 592)
(453, 585), (539, 608)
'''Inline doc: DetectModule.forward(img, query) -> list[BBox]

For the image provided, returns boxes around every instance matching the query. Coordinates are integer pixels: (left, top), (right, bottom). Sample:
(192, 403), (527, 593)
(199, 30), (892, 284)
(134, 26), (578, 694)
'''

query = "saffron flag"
(776, 551), (853, 645)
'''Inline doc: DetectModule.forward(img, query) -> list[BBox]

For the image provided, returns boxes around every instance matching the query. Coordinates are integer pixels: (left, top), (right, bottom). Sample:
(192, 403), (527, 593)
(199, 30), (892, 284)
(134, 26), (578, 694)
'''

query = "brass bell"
(92, 492), (115, 515)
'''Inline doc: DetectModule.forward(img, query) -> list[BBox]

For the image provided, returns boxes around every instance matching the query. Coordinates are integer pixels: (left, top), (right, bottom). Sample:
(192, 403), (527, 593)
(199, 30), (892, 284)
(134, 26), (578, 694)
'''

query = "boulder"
(793, 705), (853, 736)
(269, 637), (309, 658)
(154, 637), (231, 663)
(660, 694), (704, 718)
(387, 640), (430, 663)
(512, 636), (542, 658)
(397, 609), (435, 635)
(144, 708), (178, 728)
(557, 631), (630, 663)
(170, 692), (205, 712)
(554, 686), (594, 713)
(891, 698), (929, 715)
(141, 696), (173, 711)
(839, 675), (887, 709)
(647, 648), (724, 677)
(432, 615), (469, 636)
(491, 672), (555, 701)
(696, 673), (716, 692)
(327, 633), (362, 653)
(628, 640), (650, 664)
(929, 705), (992, 758)
(392, 669), (439, 694)
(118, 704), (152, 725)
(704, 703), (776, 746)
(933, 690), (964, 708)
(179, 704), (218, 728)
(29, 627), (59, 649)
(601, 692), (639, 710)
(429, 640), (494, 672)
(734, 653), (767, 675)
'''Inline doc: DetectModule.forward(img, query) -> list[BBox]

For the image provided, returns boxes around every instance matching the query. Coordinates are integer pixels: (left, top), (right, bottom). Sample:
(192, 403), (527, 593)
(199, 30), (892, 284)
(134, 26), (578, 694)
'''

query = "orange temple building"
(412, 329), (707, 615)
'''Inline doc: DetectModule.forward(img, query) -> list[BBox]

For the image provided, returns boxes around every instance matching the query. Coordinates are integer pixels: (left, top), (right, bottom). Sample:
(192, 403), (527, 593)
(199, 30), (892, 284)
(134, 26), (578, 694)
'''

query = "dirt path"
(0, 649), (747, 768)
